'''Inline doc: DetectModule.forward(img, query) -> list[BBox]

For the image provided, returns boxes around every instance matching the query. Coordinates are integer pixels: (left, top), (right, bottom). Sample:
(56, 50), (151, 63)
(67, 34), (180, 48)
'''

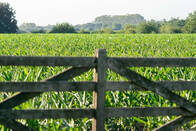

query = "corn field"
(0, 34), (195, 130)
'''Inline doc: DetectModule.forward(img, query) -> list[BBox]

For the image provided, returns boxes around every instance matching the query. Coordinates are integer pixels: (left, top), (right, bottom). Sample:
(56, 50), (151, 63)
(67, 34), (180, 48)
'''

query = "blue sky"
(1, 0), (196, 26)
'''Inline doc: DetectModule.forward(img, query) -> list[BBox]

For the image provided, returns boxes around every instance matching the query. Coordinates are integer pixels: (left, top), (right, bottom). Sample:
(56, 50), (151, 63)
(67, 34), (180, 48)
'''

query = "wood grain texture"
(92, 49), (107, 131)
(0, 56), (96, 67)
(0, 118), (35, 131)
(0, 81), (96, 92)
(110, 57), (196, 67)
(104, 107), (193, 117)
(0, 109), (95, 119)
(106, 81), (196, 91)
(1, 80), (194, 92)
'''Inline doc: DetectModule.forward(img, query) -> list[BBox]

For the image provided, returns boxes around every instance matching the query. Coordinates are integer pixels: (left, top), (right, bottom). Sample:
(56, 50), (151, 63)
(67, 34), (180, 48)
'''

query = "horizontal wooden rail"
(1, 56), (195, 67)
(110, 57), (196, 67)
(0, 81), (195, 92)
(104, 107), (194, 117)
(0, 109), (95, 119)
(0, 56), (96, 67)
(0, 107), (194, 119)
(0, 81), (96, 92)
(106, 81), (196, 91)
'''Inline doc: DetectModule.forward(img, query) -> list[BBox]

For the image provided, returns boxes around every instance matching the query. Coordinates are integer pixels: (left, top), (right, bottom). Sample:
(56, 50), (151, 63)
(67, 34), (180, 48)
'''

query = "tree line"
(76, 14), (196, 34)
(0, 2), (196, 34)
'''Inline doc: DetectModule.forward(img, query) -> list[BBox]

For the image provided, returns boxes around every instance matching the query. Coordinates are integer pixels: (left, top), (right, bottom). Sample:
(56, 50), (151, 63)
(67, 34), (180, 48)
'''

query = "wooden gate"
(0, 49), (195, 130)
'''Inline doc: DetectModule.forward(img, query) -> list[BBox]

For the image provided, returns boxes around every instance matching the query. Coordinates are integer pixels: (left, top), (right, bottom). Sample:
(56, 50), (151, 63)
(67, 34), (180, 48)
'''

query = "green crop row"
(0, 34), (195, 130)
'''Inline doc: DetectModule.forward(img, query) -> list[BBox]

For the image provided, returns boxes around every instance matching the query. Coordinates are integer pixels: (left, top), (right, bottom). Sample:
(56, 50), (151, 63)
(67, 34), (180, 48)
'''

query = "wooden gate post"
(92, 49), (107, 131)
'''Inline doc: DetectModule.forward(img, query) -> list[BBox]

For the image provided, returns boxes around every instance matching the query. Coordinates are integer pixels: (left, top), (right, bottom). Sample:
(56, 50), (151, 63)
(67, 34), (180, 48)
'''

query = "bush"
(103, 28), (114, 34)
(31, 30), (46, 33)
(123, 24), (137, 33)
(91, 28), (114, 34)
(79, 29), (90, 34)
(137, 22), (159, 33)
(160, 24), (182, 33)
(50, 23), (76, 33)
(183, 11), (196, 33)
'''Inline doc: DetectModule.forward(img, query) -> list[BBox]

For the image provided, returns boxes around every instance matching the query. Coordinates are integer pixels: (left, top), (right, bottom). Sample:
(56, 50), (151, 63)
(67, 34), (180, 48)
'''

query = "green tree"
(31, 29), (46, 33)
(168, 18), (185, 27)
(94, 14), (145, 25)
(50, 23), (76, 33)
(160, 24), (182, 33)
(123, 24), (136, 33)
(0, 2), (18, 33)
(136, 22), (159, 33)
(183, 11), (196, 33)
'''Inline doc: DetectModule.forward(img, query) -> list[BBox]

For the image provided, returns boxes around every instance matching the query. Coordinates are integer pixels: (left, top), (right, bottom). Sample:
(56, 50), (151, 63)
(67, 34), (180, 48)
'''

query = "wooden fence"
(0, 49), (196, 131)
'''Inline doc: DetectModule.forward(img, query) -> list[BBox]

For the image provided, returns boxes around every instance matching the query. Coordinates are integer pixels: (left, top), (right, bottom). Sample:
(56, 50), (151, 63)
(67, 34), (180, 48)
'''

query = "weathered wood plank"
(158, 81), (196, 91)
(106, 81), (144, 91)
(0, 118), (35, 131)
(0, 67), (91, 109)
(92, 49), (107, 131)
(1, 56), (195, 67)
(0, 56), (96, 67)
(0, 109), (95, 119)
(110, 57), (196, 67)
(106, 81), (196, 91)
(1, 108), (193, 119)
(104, 107), (193, 117)
(0, 81), (96, 92)
(1, 107), (193, 120)
(107, 59), (196, 114)
(153, 115), (196, 131)
(0, 81), (195, 93)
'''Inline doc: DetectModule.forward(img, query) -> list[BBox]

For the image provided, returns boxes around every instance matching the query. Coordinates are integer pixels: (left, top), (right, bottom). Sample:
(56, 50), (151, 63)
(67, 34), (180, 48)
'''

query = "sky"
(1, 0), (196, 26)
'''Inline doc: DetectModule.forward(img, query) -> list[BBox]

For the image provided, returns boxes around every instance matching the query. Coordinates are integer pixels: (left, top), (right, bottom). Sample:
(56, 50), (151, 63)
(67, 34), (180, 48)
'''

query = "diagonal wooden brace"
(0, 118), (35, 131)
(107, 58), (196, 114)
(108, 58), (196, 130)
(0, 67), (91, 109)
(0, 67), (92, 130)
(153, 115), (196, 131)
